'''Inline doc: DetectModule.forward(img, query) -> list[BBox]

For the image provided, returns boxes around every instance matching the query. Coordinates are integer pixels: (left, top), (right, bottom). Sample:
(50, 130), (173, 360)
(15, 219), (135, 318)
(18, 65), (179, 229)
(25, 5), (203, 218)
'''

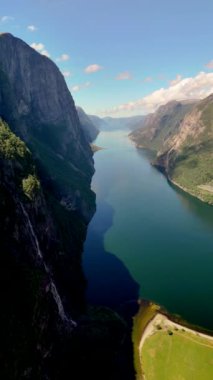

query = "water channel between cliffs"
(83, 129), (213, 329)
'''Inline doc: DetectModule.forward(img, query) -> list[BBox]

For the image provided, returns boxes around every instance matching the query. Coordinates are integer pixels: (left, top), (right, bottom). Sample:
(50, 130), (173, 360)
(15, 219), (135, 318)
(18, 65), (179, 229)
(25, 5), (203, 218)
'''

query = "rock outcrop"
(129, 100), (196, 151)
(0, 33), (95, 379)
(77, 106), (99, 142)
(0, 120), (80, 378)
(0, 34), (135, 380)
(0, 32), (95, 222)
(130, 96), (213, 204)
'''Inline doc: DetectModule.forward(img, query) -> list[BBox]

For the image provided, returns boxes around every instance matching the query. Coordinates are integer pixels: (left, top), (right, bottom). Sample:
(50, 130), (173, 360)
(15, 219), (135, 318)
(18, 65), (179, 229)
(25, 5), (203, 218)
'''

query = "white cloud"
(169, 74), (182, 86)
(30, 43), (50, 58)
(71, 82), (91, 92)
(31, 42), (44, 51)
(101, 71), (213, 116)
(41, 49), (50, 58)
(205, 60), (213, 70)
(62, 70), (71, 77)
(56, 53), (70, 62)
(27, 25), (38, 32)
(116, 71), (132, 80)
(0, 16), (14, 23)
(84, 64), (103, 74)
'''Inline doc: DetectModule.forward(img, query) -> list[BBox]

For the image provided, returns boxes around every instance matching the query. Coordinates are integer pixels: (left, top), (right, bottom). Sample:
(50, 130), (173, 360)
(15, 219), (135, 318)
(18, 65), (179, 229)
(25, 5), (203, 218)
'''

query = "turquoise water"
(83, 130), (213, 328)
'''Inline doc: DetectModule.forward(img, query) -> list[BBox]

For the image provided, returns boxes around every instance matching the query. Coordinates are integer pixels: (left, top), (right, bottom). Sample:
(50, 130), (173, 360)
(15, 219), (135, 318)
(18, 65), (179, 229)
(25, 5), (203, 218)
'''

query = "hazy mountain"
(89, 114), (109, 129)
(103, 115), (145, 130)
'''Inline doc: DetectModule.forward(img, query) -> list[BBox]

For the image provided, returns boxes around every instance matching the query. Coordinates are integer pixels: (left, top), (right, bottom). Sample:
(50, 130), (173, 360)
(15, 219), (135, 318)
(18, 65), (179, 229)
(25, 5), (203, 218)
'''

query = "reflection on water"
(84, 130), (213, 329)
(83, 198), (139, 310)
(170, 183), (213, 230)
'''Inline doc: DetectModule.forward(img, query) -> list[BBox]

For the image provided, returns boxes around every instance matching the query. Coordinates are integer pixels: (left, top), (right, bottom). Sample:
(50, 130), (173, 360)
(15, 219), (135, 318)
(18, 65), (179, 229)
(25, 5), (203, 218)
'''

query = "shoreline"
(168, 177), (213, 206)
(139, 313), (213, 352)
(133, 301), (213, 380)
(138, 312), (213, 380)
(129, 138), (213, 206)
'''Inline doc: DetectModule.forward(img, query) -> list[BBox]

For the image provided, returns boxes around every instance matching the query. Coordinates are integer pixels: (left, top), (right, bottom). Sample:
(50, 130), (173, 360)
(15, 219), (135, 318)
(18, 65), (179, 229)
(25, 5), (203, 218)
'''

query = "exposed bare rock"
(0, 33), (95, 221)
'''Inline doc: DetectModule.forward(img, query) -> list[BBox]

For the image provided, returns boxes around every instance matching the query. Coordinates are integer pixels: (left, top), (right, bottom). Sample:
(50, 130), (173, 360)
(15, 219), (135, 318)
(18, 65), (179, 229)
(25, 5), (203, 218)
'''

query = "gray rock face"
(0, 33), (75, 123)
(0, 33), (95, 221)
(77, 106), (99, 142)
(129, 100), (197, 152)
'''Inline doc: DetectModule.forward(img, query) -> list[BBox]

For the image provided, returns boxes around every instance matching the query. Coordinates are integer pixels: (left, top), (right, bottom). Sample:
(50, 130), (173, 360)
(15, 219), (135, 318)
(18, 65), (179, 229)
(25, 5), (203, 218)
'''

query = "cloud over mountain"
(71, 82), (91, 92)
(30, 42), (50, 58)
(101, 71), (213, 115)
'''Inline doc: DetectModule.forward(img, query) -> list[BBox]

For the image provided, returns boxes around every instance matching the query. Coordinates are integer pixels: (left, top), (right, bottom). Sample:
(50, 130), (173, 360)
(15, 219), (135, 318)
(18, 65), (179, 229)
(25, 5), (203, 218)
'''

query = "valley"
(0, 28), (212, 380)
(83, 129), (213, 328)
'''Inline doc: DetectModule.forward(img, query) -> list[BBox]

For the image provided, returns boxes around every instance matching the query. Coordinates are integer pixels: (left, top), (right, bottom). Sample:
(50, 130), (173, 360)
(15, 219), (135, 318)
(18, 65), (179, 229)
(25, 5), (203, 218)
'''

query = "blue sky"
(1, 0), (213, 116)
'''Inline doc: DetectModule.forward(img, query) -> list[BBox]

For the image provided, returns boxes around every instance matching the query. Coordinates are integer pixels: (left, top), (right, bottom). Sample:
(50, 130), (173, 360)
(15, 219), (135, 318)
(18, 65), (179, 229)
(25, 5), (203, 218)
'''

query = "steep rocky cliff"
(0, 119), (133, 380)
(156, 94), (213, 204)
(0, 119), (78, 378)
(0, 32), (95, 222)
(0, 34), (134, 380)
(130, 96), (213, 204)
(129, 100), (196, 152)
(77, 106), (99, 142)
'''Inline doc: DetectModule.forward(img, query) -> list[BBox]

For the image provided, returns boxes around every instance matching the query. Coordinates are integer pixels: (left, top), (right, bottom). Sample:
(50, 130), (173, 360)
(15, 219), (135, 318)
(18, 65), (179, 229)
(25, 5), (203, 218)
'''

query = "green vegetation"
(22, 174), (41, 200)
(0, 119), (41, 201)
(0, 120), (28, 160)
(132, 301), (160, 380)
(141, 328), (213, 380)
(130, 96), (213, 205)
(170, 99), (213, 204)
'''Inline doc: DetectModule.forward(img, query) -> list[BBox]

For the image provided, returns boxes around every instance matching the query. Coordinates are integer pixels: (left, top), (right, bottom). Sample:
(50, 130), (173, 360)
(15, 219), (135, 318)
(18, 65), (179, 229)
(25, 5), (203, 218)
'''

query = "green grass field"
(142, 328), (213, 380)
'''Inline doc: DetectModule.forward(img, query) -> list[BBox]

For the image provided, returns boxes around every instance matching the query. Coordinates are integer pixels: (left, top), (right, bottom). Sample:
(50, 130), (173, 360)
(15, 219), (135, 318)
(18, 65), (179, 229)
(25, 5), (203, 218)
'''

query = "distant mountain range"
(88, 114), (145, 131)
(130, 96), (213, 204)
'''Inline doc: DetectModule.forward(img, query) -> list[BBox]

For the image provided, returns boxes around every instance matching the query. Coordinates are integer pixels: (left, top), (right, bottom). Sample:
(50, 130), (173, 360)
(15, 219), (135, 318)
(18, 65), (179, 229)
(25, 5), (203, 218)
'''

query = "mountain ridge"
(130, 96), (213, 204)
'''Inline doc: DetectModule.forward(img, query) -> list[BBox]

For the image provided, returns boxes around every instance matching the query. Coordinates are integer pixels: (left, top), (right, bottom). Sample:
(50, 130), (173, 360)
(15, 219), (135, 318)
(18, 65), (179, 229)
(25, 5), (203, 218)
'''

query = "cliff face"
(156, 94), (213, 204)
(0, 119), (133, 380)
(129, 100), (196, 152)
(130, 96), (213, 204)
(0, 120), (80, 379)
(0, 32), (95, 222)
(0, 35), (134, 380)
(0, 34), (96, 379)
(77, 106), (99, 142)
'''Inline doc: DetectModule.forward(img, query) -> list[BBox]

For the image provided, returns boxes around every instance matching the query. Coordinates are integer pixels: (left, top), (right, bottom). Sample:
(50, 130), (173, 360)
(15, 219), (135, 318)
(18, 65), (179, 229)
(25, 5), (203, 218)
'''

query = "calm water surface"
(83, 130), (213, 328)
